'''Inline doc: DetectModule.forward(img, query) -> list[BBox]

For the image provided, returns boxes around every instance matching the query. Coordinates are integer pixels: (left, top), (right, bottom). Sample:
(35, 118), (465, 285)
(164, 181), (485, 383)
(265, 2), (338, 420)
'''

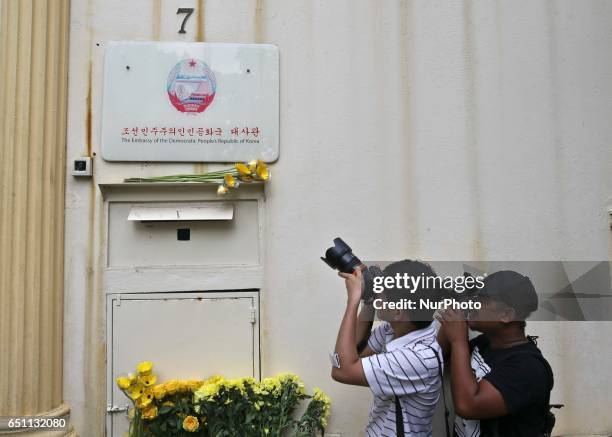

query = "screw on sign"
(166, 59), (217, 114)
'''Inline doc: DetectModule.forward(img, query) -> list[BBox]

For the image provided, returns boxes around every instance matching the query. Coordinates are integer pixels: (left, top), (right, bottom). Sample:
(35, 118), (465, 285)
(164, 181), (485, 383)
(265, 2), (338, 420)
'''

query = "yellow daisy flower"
(136, 395), (152, 409)
(116, 376), (131, 390)
(136, 361), (153, 376)
(128, 384), (145, 400)
(135, 388), (154, 409)
(139, 373), (157, 387)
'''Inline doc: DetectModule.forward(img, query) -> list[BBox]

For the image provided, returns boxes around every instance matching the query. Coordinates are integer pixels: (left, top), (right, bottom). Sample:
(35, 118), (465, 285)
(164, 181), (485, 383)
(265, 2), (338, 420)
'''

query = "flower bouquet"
(124, 160), (271, 195)
(116, 361), (331, 437)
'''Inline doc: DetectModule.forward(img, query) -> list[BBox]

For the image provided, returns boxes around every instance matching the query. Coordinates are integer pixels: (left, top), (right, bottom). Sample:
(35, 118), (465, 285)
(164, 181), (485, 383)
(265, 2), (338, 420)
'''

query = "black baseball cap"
(476, 270), (539, 318)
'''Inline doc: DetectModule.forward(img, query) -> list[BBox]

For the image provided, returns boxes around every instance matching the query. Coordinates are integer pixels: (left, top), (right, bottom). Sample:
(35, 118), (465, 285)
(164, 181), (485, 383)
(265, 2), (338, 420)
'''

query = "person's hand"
(338, 267), (363, 305)
(437, 308), (468, 344)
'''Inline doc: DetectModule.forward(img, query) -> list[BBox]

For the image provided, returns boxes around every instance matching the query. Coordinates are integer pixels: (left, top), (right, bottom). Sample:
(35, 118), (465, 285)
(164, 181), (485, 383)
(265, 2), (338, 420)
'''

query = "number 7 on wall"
(177, 8), (195, 34)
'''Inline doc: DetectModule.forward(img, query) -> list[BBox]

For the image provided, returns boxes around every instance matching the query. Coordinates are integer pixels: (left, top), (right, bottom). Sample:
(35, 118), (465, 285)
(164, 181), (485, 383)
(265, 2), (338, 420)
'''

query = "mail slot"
(127, 202), (235, 222)
(107, 200), (260, 267)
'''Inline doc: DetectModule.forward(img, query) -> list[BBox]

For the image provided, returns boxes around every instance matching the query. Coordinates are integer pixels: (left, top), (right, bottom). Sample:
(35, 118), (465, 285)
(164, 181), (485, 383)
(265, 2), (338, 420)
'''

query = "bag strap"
(427, 345), (452, 437)
(394, 343), (451, 437)
(395, 395), (405, 437)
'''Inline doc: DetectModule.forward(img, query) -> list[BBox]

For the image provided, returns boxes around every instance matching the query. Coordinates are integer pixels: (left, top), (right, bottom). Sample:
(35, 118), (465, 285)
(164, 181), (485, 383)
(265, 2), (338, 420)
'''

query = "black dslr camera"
(321, 238), (383, 303)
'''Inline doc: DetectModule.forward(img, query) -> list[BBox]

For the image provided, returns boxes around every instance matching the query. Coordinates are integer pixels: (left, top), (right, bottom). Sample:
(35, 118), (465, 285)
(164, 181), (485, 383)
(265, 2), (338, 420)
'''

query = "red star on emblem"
(188, 59), (197, 68)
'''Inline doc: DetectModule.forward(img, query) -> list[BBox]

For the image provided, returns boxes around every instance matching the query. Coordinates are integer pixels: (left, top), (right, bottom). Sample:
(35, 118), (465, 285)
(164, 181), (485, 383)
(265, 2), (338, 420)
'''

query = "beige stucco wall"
(63, 1), (612, 435)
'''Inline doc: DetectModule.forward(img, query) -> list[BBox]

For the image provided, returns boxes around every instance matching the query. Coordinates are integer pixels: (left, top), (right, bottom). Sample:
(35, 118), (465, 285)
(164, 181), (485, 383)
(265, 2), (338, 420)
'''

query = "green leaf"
(159, 405), (173, 414)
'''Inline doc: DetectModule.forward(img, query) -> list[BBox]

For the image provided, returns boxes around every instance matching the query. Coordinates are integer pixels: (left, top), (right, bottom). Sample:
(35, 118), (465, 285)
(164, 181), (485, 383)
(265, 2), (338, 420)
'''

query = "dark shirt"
(454, 334), (553, 437)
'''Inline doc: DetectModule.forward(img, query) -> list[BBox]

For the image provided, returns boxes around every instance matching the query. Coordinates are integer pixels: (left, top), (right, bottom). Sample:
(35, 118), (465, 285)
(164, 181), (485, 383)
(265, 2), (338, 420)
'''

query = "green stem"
(125, 178), (226, 183)
(124, 168), (239, 183)
(151, 169), (235, 178)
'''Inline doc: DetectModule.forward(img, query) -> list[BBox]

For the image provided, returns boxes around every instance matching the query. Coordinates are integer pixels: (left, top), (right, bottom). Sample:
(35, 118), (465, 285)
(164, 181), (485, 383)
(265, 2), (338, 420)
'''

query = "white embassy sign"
(101, 42), (279, 162)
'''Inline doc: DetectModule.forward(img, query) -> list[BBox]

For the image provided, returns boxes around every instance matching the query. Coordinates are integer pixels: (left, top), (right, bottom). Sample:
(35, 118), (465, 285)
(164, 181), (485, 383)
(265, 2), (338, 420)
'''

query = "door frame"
(104, 290), (260, 436)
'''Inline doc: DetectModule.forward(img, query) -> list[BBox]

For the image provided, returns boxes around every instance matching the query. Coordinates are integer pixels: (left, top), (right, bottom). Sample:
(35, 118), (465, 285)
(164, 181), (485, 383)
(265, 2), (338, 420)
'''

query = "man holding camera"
(330, 260), (443, 437)
(437, 271), (555, 437)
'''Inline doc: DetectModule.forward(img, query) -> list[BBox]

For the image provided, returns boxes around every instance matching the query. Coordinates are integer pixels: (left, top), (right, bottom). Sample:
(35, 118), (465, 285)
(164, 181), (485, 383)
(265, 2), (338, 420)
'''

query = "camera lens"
(321, 238), (362, 273)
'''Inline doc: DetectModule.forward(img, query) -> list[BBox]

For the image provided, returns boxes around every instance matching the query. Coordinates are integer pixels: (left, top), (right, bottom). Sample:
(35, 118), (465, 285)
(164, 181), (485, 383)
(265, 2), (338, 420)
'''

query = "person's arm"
(440, 309), (508, 420)
(356, 302), (376, 358)
(436, 319), (451, 360)
(330, 268), (368, 386)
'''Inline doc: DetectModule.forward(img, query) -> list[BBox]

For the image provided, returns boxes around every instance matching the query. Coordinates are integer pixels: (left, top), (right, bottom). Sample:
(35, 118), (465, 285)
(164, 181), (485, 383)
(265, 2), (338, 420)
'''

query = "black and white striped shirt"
(361, 322), (442, 437)
(454, 345), (490, 437)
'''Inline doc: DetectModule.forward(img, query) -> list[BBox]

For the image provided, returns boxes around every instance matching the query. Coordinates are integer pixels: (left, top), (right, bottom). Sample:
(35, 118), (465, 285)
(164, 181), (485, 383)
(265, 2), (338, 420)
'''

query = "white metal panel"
(105, 265), (264, 294)
(107, 291), (259, 437)
(101, 42), (279, 162)
(108, 200), (259, 267)
(127, 202), (234, 221)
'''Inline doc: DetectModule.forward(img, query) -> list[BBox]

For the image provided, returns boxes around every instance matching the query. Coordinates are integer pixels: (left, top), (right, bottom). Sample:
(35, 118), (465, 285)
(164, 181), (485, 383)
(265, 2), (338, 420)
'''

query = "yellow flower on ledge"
(183, 415), (199, 432)
(235, 163), (251, 177)
(124, 160), (273, 195)
(223, 174), (237, 188)
(255, 160), (270, 181)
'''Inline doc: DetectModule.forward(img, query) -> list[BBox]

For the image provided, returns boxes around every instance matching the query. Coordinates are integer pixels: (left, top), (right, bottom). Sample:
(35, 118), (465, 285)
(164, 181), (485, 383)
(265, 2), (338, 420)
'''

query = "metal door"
(106, 291), (259, 436)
